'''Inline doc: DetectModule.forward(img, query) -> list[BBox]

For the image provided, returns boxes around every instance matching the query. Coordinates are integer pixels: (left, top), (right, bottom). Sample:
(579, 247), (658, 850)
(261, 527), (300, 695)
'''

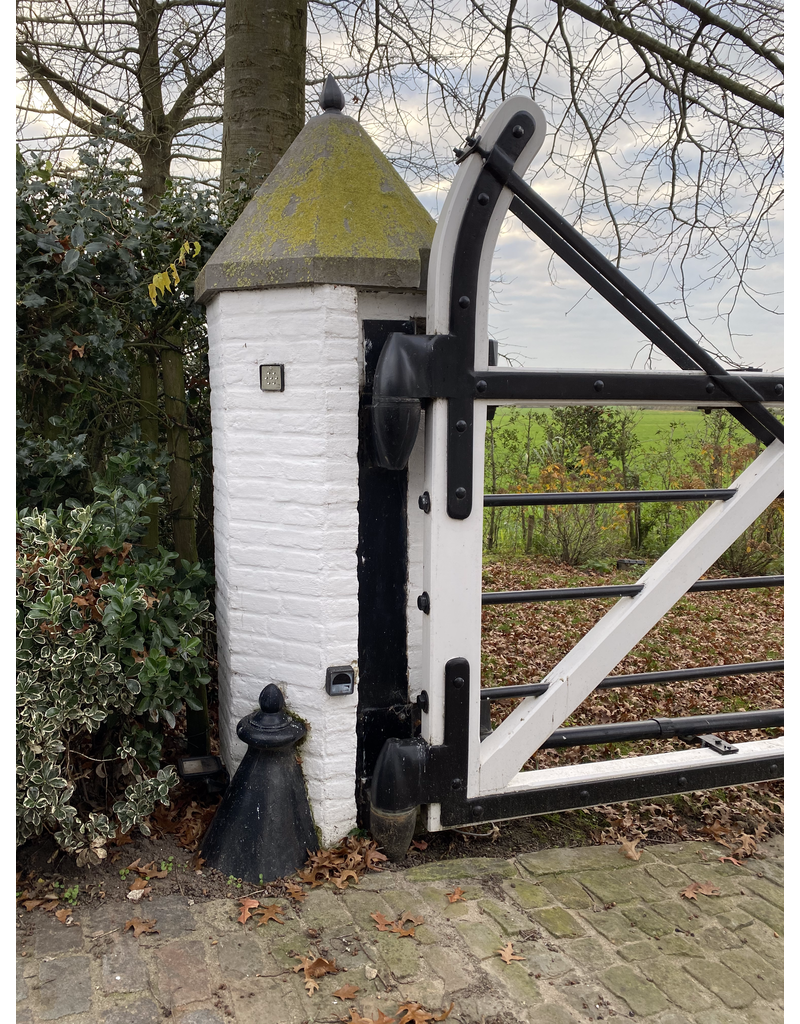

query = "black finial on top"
(259, 683), (284, 714)
(320, 74), (345, 113)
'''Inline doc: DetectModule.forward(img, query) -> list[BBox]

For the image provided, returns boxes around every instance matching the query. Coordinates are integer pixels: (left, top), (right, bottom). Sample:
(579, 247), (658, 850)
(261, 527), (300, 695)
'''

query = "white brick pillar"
(196, 80), (434, 845)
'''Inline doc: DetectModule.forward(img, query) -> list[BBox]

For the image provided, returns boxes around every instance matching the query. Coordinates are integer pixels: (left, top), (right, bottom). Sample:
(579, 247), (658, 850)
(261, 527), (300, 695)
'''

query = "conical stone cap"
(196, 93), (435, 302)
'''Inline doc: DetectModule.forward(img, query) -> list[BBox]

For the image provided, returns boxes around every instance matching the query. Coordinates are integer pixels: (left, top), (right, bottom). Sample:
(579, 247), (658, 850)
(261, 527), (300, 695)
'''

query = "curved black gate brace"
(369, 657), (783, 855)
(371, 108), (784, 518)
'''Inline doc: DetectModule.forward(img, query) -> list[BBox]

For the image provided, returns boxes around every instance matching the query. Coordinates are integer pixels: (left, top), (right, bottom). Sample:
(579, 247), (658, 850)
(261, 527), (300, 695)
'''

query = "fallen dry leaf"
(680, 881), (721, 901)
(237, 897), (260, 924)
(400, 912), (424, 927)
(620, 837), (641, 861)
(128, 876), (149, 892)
(497, 941), (525, 963)
(293, 953), (338, 995)
(397, 1003), (434, 1024)
(333, 983), (359, 1000)
(253, 904), (285, 926)
(22, 900), (44, 912)
(55, 908), (74, 925)
(123, 917), (158, 938)
(719, 856), (744, 866)
(370, 911), (394, 931)
(446, 887), (466, 903)
(390, 924), (416, 938)
(285, 881), (306, 902)
(411, 839), (428, 850)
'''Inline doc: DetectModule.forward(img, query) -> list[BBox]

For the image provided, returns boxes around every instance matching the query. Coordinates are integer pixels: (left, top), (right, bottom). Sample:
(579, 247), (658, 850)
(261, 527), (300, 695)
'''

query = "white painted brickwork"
(207, 284), (361, 845)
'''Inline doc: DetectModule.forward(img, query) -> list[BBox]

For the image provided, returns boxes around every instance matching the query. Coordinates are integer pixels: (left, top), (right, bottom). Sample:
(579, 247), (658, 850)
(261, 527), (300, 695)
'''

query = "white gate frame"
(413, 97), (784, 831)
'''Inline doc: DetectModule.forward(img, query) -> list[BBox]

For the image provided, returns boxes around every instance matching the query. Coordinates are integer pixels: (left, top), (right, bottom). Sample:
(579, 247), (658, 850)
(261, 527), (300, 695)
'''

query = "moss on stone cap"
(195, 111), (436, 303)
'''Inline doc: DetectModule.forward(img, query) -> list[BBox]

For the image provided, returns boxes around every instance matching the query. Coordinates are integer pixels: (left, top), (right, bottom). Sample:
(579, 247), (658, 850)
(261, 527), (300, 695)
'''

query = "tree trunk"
(139, 353), (160, 551)
(161, 337), (209, 754)
(221, 0), (307, 194)
(161, 339), (197, 563)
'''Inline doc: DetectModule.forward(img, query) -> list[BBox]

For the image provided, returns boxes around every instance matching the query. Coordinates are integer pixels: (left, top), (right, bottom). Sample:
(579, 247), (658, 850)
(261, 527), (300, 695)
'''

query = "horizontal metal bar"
(473, 369), (784, 406)
(484, 489), (736, 507)
(482, 584), (644, 604)
(482, 575), (783, 606)
(690, 575), (783, 592)
(480, 660), (785, 702)
(439, 740), (784, 827)
(540, 710), (783, 749)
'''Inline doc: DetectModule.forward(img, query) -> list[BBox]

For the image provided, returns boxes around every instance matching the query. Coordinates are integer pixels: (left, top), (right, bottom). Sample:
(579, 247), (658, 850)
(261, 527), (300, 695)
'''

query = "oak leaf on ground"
(680, 881), (721, 901)
(620, 837), (641, 861)
(496, 941), (525, 963)
(370, 911), (394, 931)
(285, 881), (306, 902)
(253, 904), (285, 925)
(445, 887), (466, 903)
(123, 917), (158, 938)
(237, 897), (260, 924)
(718, 856), (744, 866)
(293, 953), (338, 995)
(411, 839), (428, 850)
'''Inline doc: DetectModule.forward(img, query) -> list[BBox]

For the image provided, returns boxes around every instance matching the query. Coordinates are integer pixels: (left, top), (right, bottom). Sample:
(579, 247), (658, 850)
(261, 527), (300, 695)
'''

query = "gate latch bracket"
(696, 733), (739, 755)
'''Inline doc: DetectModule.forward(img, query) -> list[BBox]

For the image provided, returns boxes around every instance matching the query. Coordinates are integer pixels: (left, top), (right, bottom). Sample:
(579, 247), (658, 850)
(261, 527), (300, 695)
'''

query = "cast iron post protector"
(201, 684), (318, 883)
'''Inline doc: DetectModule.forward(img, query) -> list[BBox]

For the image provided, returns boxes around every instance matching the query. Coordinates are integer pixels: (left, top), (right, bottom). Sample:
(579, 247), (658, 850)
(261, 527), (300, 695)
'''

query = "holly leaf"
(333, 983), (360, 1000)
(123, 917), (158, 938)
(254, 903), (285, 926)
(446, 887), (466, 903)
(237, 897), (260, 924)
(497, 941), (525, 963)
(620, 837), (641, 861)
(370, 911), (394, 931)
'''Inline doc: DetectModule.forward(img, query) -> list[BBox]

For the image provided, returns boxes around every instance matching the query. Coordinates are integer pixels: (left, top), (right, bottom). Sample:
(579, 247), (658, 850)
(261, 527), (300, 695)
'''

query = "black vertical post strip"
(356, 320), (416, 826)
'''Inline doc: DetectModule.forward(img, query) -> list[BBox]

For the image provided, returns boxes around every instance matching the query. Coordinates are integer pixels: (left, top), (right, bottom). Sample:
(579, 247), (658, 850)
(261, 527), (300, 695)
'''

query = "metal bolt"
(453, 676), (465, 689)
(417, 592), (430, 614)
(472, 805), (484, 818)
(476, 379), (488, 393)
(452, 778), (463, 791)
(770, 763), (779, 774)
(453, 148), (465, 159)
(706, 382), (715, 393)
(458, 295), (471, 308)
(775, 384), (784, 395)
(580, 790), (590, 800)
(477, 193), (490, 205)
(512, 124), (525, 138)
(678, 776), (687, 786)
(593, 380), (604, 392)
(456, 419), (467, 433)
(455, 487), (467, 500)
(418, 491), (431, 513)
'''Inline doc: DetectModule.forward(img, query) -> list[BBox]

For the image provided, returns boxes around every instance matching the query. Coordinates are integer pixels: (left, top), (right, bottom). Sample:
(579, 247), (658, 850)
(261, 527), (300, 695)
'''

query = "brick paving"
(16, 837), (784, 1023)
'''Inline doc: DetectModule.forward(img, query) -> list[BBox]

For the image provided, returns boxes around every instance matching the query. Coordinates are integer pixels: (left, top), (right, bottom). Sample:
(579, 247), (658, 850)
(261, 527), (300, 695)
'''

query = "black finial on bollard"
(201, 684), (318, 884)
(320, 74), (345, 113)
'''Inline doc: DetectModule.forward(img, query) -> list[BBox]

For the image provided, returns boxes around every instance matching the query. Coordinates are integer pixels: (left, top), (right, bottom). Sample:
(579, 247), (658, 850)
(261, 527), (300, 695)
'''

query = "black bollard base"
(201, 685), (318, 884)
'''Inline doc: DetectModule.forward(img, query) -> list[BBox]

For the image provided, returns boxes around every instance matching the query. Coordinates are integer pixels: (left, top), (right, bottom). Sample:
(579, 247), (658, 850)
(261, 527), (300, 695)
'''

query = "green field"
(488, 406), (742, 450)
